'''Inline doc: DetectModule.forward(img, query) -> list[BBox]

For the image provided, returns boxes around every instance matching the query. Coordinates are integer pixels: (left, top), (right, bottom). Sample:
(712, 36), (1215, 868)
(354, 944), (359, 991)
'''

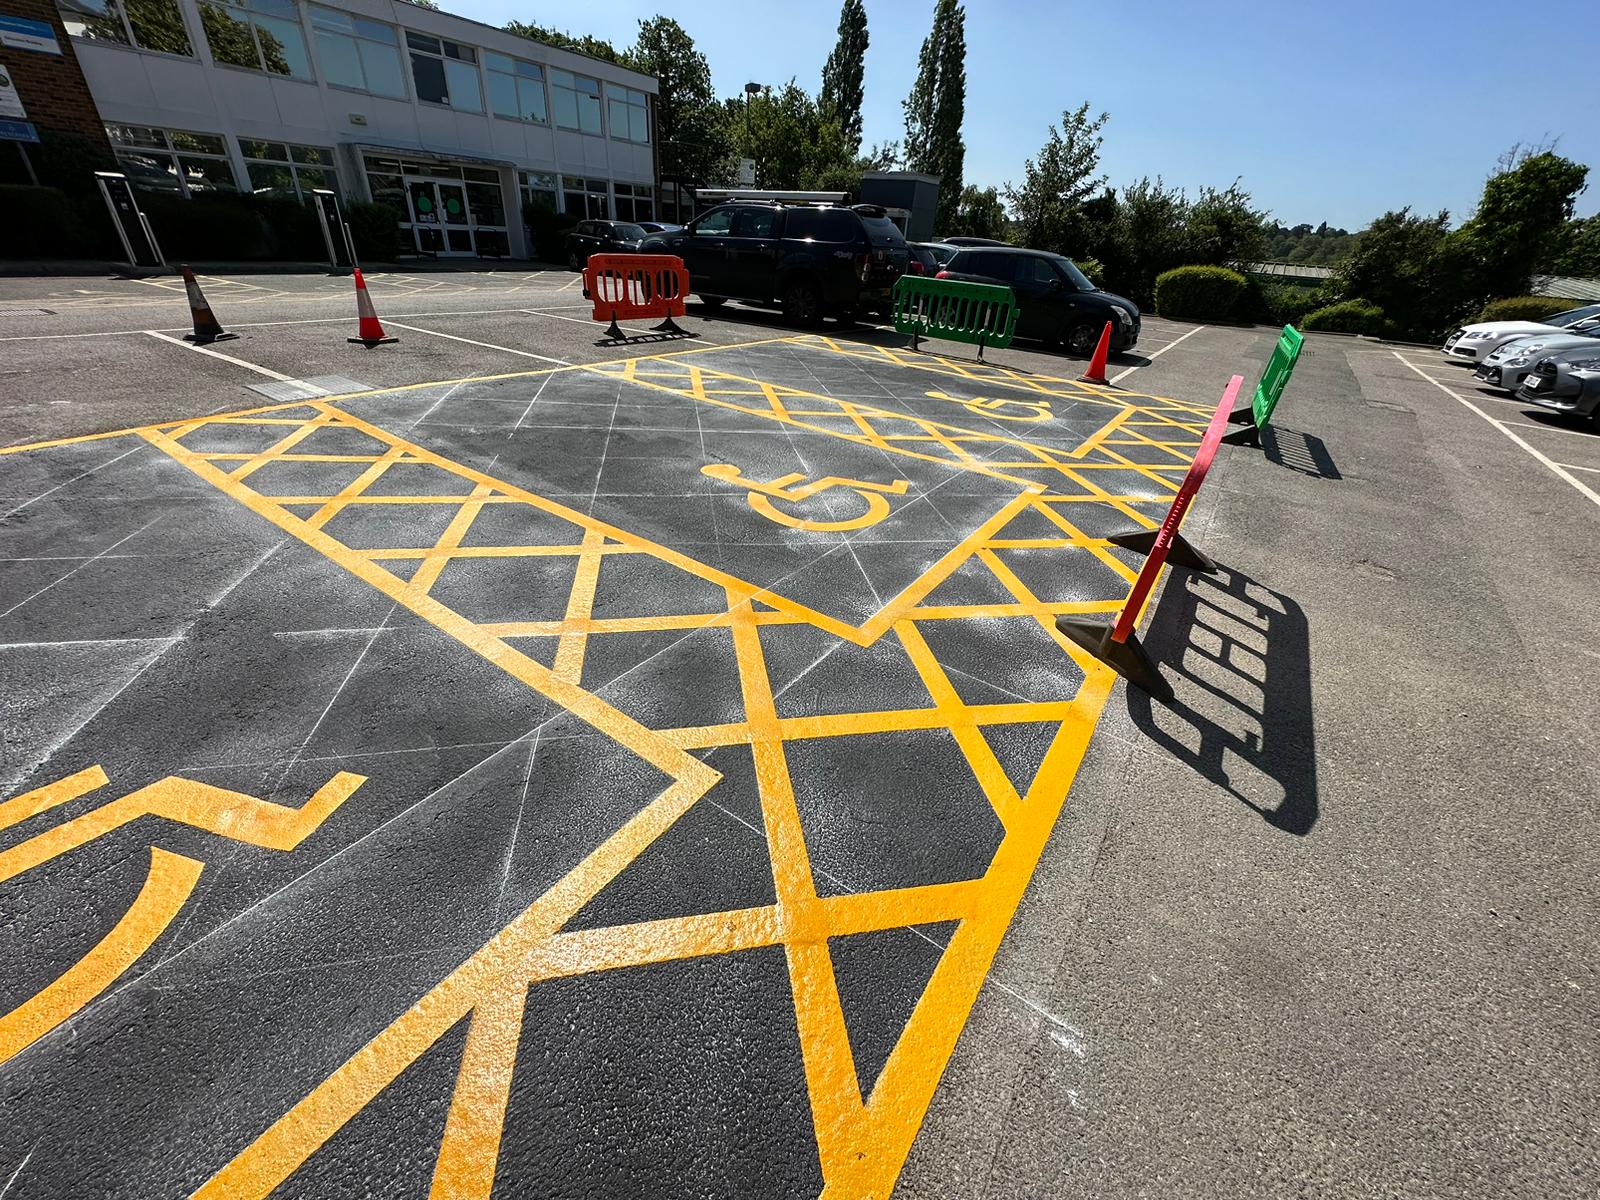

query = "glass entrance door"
(404, 177), (475, 256)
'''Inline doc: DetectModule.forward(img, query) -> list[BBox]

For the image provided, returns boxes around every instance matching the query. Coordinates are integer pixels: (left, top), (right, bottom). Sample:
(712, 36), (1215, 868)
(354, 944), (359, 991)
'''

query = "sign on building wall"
(0, 14), (62, 55)
(0, 64), (27, 120)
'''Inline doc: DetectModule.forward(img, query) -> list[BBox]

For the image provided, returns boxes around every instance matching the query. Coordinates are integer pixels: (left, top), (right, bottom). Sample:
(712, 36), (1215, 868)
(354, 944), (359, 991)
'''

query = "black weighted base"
(1226, 404), (1254, 425)
(186, 331), (239, 345)
(1105, 528), (1217, 573)
(1055, 617), (1173, 701)
(604, 314), (625, 341)
(652, 315), (692, 336)
(1220, 422), (1261, 447)
(347, 336), (399, 348)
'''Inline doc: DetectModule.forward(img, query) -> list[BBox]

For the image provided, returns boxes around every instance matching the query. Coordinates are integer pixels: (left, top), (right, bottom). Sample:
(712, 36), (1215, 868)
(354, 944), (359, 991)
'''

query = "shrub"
(1074, 257), (1105, 288)
(140, 191), (278, 260)
(524, 199), (576, 262)
(257, 194), (324, 261)
(1257, 280), (1333, 326)
(1474, 295), (1580, 324)
(0, 185), (111, 259)
(1153, 265), (1248, 320)
(346, 201), (404, 264)
(1301, 298), (1387, 335)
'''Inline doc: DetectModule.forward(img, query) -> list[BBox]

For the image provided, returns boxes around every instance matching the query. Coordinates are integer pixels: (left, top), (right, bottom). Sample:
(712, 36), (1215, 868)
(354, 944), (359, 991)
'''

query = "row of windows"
(57, 0), (651, 141)
(107, 123), (337, 200)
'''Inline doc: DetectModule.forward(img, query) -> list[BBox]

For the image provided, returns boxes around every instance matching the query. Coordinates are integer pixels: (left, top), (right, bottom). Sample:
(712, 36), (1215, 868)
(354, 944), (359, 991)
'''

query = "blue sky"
(465, 0), (1600, 230)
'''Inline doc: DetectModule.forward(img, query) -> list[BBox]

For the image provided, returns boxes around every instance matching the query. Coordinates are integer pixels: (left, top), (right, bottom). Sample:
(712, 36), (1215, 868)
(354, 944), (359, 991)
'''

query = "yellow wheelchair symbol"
(0, 764), (364, 1064)
(926, 389), (1053, 421)
(702, 463), (909, 532)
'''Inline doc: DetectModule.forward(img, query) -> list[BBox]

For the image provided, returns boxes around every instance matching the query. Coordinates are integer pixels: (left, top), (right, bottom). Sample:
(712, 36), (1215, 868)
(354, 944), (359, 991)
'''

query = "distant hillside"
(1265, 221), (1357, 267)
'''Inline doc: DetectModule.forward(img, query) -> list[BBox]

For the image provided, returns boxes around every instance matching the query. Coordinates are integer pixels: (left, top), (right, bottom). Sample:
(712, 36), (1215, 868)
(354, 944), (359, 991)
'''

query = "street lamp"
(744, 81), (761, 140)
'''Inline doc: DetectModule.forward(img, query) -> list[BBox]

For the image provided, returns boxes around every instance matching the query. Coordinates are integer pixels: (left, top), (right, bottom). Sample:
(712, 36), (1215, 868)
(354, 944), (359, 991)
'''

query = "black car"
(636, 221), (682, 234)
(908, 241), (958, 275)
(940, 247), (1140, 354)
(639, 202), (909, 326)
(940, 236), (1011, 247)
(566, 220), (647, 270)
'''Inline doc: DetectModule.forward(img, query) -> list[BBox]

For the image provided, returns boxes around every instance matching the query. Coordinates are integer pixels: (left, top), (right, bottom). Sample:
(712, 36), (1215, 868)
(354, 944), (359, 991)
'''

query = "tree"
(1002, 102), (1108, 254)
(727, 81), (849, 191)
(629, 17), (728, 182)
(1185, 180), (1269, 267)
(903, 0), (966, 231)
(820, 0), (869, 157)
(1334, 207), (1453, 334)
(946, 185), (1008, 240)
(504, 20), (626, 65)
(1544, 214), (1600, 278)
(1102, 177), (1190, 307)
(1453, 150), (1589, 299)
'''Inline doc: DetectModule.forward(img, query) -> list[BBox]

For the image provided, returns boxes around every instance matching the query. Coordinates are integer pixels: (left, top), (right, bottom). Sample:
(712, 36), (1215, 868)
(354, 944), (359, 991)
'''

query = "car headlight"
(1468, 331), (1496, 339)
(1113, 308), (1131, 325)
(1568, 359), (1600, 372)
(1505, 355), (1532, 366)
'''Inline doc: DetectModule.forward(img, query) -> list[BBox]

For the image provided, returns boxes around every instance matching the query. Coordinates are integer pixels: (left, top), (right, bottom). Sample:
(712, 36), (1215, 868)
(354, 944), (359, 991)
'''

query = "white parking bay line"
(1557, 461), (1600, 474)
(382, 321), (569, 364)
(1110, 324), (1206, 384)
(142, 330), (297, 381)
(1394, 352), (1600, 509)
(521, 308), (655, 337)
(1493, 418), (1600, 442)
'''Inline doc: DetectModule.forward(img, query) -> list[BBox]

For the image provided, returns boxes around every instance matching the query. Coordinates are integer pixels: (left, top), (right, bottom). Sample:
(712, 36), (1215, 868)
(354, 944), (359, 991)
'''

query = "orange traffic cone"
(347, 268), (397, 348)
(180, 265), (237, 345)
(1078, 319), (1113, 384)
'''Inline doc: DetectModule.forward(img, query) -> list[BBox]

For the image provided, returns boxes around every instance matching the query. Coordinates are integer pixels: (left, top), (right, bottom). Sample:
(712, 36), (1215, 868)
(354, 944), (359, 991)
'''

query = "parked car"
(937, 246), (1140, 354)
(940, 236), (1010, 247)
(907, 242), (944, 276)
(637, 202), (909, 325)
(566, 220), (648, 270)
(1516, 347), (1600, 424)
(920, 241), (959, 267)
(1474, 327), (1600, 392)
(635, 221), (682, 234)
(1441, 302), (1600, 362)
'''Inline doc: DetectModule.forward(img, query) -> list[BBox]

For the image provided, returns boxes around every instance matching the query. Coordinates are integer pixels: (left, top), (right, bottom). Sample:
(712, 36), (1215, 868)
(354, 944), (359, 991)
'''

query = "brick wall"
(0, 0), (114, 189)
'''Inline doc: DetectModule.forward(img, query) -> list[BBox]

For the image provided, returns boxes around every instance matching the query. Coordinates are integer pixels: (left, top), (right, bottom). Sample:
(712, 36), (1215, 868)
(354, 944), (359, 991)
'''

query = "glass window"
(485, 51), (546, 123)
(1030, 258), (1059, 285)
(108, 124), (237, 198)
(694, 209), (733, 237)
(243, 140), (339, 201)
(613, 182), (654, 222)
(606, 86), (648, 144)
(550, 69), (602, 135)
(200, 0), (310, 78)
(58, 0), (195, 55)
(733, 207), (774, 238)
(466, 181), (504, 227)
(519, 169), (556, 217)
(406, 30), (481, 109)
(309, 4), (402, 95)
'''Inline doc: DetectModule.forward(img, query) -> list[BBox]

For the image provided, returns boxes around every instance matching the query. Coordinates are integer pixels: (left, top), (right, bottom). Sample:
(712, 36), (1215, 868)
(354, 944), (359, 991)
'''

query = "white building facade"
(58, 0), (658, 258)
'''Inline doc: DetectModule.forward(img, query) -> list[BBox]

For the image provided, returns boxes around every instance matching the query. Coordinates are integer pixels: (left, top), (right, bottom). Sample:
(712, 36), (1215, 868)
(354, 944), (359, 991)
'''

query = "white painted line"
(1394, 352), (1600, 509)
(1493, 418), (1600, 442)
(142, 329), (296, 381)
(1556, 461), (1600, 474)
(382, 321), (569, 364)
(1110, 324), (1206, 384)
(0, 305), (570, 342)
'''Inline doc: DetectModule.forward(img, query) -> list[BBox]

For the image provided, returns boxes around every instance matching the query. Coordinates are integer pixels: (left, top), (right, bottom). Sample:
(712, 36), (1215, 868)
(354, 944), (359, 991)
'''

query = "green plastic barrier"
(892, 275), (1020, 359)
(1226, 324), (1303, 445)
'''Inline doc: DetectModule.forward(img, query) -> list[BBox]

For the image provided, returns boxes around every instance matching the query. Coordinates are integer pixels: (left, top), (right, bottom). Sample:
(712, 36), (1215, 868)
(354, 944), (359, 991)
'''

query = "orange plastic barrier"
(581, 254), (691, 339)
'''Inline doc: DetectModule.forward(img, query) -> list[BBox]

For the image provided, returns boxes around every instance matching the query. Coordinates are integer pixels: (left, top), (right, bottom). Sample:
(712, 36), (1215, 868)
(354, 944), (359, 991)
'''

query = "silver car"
(1474, 328), (1600, 392)
(1441, 302), (1600, 362)
(1517, 347), (1600, 424)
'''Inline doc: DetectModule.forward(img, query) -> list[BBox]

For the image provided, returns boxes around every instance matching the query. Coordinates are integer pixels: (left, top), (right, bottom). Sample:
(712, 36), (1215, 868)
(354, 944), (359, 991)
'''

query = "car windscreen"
(926, 244), (957, 264)
(613, 224), (647, 240)
(1549, 303), (1600, 327)
(861, 215), (906, 247)
(1056, 258), (1095, 291)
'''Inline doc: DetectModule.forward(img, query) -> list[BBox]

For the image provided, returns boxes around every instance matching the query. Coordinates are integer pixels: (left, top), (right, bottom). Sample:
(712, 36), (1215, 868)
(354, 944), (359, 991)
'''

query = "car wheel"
(696, 295), (727, 308)
(1063, 320), (1098, 356)
(567, 250), (582, 271)
(781, 278), (823, 328)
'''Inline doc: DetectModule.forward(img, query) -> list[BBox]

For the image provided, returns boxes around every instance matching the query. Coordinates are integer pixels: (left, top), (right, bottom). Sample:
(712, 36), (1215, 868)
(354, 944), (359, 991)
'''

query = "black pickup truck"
(638, 202), (909, 326)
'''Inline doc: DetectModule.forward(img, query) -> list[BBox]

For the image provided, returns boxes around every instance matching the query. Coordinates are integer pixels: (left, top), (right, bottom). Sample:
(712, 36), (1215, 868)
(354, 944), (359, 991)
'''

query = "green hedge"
(1301, 298), (1387, 335)
(1474, 295), (1578, 324)
(346, 201), (405, 264)
(0, 185), (118, 259)
(1153, 265), (1248, 320)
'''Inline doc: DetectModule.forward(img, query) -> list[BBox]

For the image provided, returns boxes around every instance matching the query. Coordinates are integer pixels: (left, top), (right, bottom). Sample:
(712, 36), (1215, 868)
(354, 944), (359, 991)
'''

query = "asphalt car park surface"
(1, 270), (1596, 1199)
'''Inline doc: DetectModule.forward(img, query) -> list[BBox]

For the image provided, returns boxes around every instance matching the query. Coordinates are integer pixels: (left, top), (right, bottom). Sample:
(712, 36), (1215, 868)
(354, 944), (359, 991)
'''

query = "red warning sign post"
(1056, 373), (1245, 699)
